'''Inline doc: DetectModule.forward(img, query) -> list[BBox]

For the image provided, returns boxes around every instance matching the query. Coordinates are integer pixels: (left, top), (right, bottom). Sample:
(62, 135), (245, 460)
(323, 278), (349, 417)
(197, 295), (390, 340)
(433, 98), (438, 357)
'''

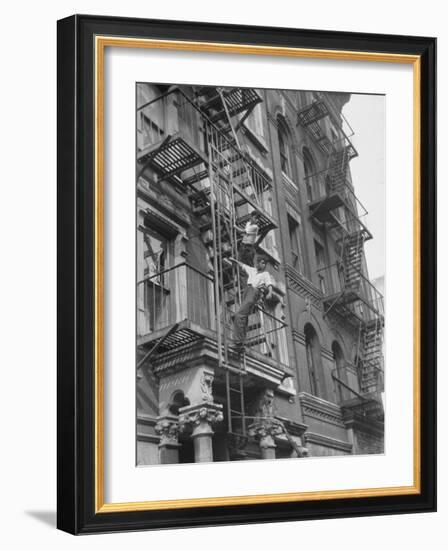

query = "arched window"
(303, 147), (318, 202)
(277, 118), (292, 178)
(304, 324), (326, 399)
(332, 341), (348, 403)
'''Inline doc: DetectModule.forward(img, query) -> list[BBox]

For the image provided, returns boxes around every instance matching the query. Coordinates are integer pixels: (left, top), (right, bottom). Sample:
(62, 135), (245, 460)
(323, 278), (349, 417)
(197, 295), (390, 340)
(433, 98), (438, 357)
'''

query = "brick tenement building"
(136, 84), (384, 464)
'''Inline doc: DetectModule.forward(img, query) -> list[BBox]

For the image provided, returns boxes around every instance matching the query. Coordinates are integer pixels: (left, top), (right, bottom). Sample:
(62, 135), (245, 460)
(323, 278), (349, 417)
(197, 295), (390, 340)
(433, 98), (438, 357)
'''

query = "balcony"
(316, 262), (384, 324)
(137, 263), (215, 353)
(305, 167), (371, 237)
(137, 262), (288, 366)
(332, 363), (384, 420)
(297, 94), (358, 158)
(196, 86), (262, 124)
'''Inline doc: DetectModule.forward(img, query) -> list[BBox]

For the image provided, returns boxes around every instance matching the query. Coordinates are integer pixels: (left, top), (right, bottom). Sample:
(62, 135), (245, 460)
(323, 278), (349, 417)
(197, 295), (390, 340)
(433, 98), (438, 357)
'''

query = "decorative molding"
(253, 388), (275, 419)
(155, 415), (180, 446)
(148, 328), (289, 388)
(304, 431), (353, 454)
(320, 347), (335, 362)
(178, 402), (224, 433)
(199, 370), (215, 403)
(248, 420), (284, 447)
(299, 392), (345, 427)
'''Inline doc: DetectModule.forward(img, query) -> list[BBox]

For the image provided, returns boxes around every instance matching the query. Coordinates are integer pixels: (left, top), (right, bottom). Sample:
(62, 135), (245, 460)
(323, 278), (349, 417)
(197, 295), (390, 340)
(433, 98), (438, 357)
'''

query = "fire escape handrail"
(316, 262), (384, 317)
(137, 87), (272, 192)
(137, 261), (214, 286)
(304, 169), (369, 220)
(137, 261), (288, 328)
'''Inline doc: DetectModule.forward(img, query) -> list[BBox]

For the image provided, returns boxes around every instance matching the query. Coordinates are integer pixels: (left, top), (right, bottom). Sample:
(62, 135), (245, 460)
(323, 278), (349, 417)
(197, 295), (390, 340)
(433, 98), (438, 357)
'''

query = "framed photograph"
(57, 15), (436, 534)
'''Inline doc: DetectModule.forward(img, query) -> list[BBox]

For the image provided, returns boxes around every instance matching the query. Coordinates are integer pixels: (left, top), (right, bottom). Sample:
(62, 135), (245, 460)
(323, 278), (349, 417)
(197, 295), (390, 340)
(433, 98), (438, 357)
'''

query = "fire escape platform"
(341, 394), (384, 422)
(137, 319), (205, 353)
(200, 88), (262, 122)
(297, 100), (330, 126)
(138, 132), (207, 179)
(308, 192), (346, 223)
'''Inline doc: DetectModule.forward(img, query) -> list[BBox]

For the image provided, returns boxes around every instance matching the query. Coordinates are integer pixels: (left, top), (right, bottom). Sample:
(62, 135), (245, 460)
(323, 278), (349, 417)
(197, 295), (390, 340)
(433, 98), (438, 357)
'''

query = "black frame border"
(57, 14), (436, 535)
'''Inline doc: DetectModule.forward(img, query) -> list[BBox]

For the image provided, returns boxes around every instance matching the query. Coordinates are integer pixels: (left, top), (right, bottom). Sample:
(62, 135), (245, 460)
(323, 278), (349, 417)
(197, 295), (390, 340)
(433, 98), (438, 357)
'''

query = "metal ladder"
(207, 129), (248, 440)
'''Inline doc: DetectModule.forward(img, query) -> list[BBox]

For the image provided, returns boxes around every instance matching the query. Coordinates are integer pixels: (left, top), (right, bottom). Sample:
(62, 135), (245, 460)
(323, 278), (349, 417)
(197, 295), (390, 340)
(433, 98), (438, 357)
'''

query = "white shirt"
(241, 264), (273, 289)
(242, 220), (259, 245)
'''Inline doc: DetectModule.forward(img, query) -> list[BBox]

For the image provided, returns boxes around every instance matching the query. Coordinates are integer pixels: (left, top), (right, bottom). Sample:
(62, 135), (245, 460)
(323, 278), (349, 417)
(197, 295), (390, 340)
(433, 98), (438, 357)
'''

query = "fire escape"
(137, 86), (288, 449)
(298, 94), (384, 421)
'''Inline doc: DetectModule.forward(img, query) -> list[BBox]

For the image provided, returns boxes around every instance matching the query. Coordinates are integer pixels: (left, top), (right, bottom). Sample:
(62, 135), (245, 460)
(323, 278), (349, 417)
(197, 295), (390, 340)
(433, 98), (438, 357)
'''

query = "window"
(304, 324), (326, 399)
(332, 342), (348, 404)
(137, 84), (165, 149)
(314, 241), (327, 294)
(277, 118), (292, 178)
(246, 102), (264, 137)
(287, 215), (305, 274)
(142, 228), (170, 332)
(303, 147), (318, 201)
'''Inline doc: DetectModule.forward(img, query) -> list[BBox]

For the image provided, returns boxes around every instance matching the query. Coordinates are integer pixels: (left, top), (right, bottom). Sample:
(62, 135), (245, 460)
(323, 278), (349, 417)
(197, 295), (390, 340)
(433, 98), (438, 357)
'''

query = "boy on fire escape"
(231, 255), (274, 350)
(236, 211), (264, 267)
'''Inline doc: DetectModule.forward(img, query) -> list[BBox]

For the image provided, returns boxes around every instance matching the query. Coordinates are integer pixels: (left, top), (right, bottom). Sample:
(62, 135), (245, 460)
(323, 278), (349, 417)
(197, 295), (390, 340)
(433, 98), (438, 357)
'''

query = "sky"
(342, 94), (386, 281)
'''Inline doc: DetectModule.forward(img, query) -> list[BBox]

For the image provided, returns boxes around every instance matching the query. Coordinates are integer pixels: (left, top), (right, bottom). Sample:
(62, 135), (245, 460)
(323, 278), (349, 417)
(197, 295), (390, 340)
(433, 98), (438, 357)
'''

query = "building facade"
(136, 84), (384, 464)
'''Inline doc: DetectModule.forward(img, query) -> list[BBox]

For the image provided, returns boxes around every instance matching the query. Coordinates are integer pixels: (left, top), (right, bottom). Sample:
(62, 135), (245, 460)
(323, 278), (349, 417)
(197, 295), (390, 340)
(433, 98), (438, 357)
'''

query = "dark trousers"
(233, 285), (260, 345)
(239, 242), (255, 266)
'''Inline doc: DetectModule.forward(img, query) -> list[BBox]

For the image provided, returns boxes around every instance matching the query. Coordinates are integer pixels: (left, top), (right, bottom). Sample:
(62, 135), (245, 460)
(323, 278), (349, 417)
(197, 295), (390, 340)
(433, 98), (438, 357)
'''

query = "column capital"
(155, 415), (180, 447)
(248, 419), (284, 446)
(178, 402), (224, 434)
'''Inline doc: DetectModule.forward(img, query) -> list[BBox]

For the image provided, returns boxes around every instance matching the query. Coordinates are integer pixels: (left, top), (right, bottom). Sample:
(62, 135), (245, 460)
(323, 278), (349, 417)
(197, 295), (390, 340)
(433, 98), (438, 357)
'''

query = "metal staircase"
(360, 317), (384, 394)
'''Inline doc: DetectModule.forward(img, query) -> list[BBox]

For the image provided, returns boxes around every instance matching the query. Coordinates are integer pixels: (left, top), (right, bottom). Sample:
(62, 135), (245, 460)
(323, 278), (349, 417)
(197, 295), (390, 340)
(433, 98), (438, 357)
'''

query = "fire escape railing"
(316, 262), (384, 322)
(297, 92), (358, 158)
(137, 88), (273, 221)
(136, 262), (287, 364)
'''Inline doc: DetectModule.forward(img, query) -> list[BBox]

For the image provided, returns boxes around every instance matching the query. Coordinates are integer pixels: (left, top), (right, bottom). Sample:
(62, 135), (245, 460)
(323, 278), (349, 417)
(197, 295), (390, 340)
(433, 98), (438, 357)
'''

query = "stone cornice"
(146, 324), (290, 388)
(304, 431), (353, 454)
(299, 392), (345, 428)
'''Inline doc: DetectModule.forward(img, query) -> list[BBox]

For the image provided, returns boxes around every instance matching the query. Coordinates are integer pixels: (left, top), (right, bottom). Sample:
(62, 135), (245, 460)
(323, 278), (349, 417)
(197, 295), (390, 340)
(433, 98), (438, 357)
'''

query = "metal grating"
(139, 135), (206, 179)
(297, 100), (330, 126)
(144, 327), (204, 354)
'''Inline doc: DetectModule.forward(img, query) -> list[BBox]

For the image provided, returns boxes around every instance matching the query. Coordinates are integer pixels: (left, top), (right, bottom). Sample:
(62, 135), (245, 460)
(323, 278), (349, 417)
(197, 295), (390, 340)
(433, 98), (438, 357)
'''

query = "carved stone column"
(155, 415), (180, 464)
(249, 388), (282, 459)
(178, 403), (224, 463)
(248, 420), (283, 459)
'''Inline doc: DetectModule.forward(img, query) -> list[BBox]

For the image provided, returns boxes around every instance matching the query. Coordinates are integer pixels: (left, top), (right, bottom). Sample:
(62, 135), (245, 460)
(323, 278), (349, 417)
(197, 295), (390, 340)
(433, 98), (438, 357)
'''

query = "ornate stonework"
(178, 402), (224, 433)
(299, 392), (346, 428)
(254, 388), (275, 420)
(155, 415), (180, 446)
(248, 420), (284, 446)
(199, 371), (214, 403)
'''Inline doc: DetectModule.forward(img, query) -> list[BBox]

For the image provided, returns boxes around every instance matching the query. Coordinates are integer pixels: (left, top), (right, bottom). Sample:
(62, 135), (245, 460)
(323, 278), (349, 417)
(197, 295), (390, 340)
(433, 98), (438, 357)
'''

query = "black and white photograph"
(136, 84), (385, 465)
